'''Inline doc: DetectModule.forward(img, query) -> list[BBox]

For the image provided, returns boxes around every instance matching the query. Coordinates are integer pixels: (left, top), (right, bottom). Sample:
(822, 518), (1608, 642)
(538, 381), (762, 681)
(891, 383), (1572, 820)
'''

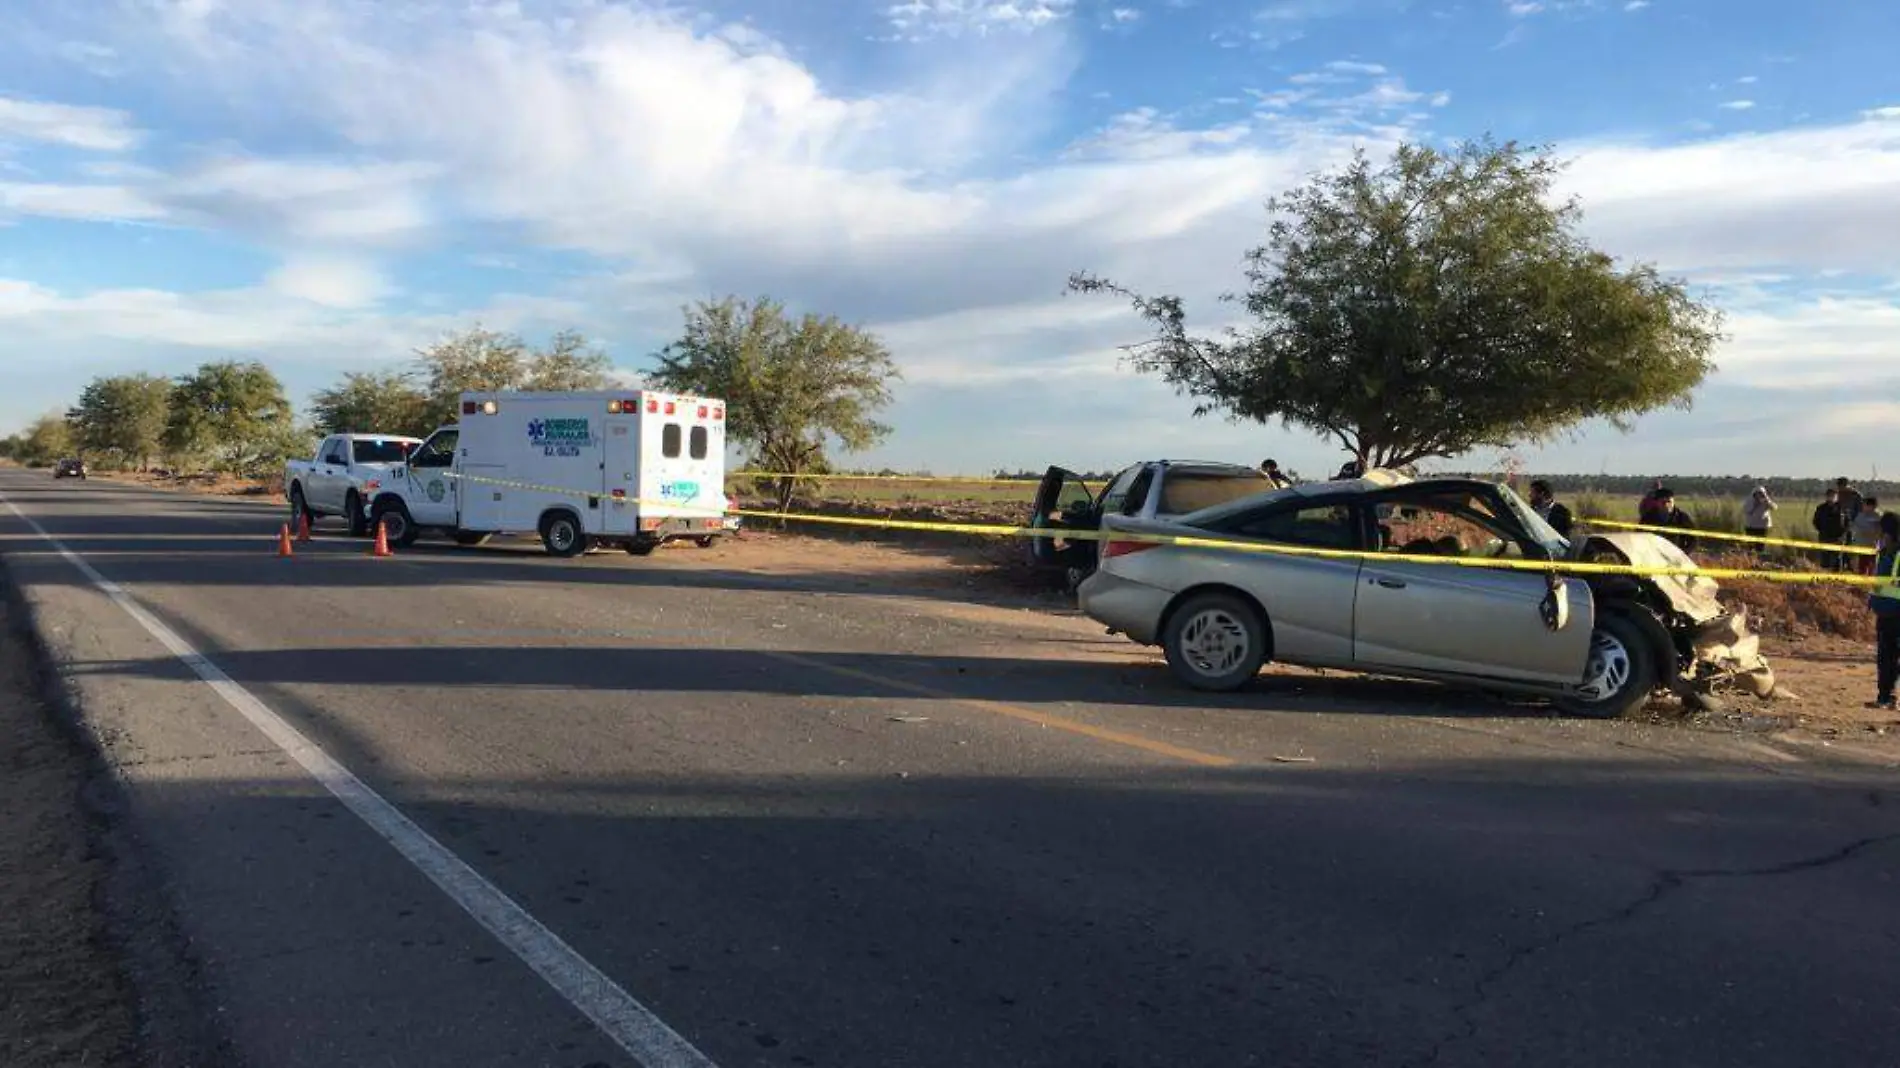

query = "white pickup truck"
(286, 433), (423, 536)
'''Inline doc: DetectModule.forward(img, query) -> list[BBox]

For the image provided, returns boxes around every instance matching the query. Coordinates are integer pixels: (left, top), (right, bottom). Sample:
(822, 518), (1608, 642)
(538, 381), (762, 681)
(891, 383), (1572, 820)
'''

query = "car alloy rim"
(1574, 628), (1632, 702)
(1181, 608), (1250, 676)
(385, 514), (407, 541)
(552, 523), (576, 551)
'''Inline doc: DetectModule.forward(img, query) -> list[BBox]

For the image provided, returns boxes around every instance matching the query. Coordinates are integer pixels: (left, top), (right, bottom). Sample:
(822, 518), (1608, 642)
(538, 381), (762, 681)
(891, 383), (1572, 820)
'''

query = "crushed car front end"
(1569, 530), (1776, 705)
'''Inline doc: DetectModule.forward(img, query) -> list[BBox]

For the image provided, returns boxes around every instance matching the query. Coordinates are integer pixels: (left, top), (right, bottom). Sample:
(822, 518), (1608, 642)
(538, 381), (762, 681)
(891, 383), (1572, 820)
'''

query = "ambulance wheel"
(694, 536), (716, 548)
(627, 539), (660, 557)
(540, 512), (586, 558)
(372, 499), (421, 549)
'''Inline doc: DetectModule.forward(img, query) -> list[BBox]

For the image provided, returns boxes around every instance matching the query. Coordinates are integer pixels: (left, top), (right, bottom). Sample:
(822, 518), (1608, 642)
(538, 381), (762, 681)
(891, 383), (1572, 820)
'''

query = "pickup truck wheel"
(540, 513), (586, 558)
(626, 539), (660, 557)
(1555, 612), (1659, 720)
(1161, 592), (1269, 692)
(289, 485), (316, 531)
(344, 491), (369, 538)
(372, 499), (421, 549)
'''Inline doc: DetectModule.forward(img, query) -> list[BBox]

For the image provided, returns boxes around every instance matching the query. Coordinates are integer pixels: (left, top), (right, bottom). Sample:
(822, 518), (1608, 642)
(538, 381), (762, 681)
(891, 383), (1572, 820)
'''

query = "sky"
(1, 0), (1897, 479)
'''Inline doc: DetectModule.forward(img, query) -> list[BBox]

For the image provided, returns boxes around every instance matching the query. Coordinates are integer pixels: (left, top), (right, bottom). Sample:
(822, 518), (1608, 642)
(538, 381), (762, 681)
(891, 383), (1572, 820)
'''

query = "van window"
(662, 423), (682, 459)
(689, 426), (708, 460)
(1096, 465), (1144, 516)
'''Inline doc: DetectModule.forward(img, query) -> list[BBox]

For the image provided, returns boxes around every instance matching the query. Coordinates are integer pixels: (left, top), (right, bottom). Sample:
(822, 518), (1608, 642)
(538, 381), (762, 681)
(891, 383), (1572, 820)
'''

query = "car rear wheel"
(289, 485), (315, 531)
(1555, 612), (1658, 720)
(1162, 592), (1269, 692)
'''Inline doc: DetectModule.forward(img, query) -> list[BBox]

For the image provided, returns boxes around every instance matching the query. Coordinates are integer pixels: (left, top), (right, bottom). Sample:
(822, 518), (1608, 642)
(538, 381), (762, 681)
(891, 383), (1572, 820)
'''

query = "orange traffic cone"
(276, 524), (295, 558)
(369, 520), (393, 558)
(296, 513), (313, 543)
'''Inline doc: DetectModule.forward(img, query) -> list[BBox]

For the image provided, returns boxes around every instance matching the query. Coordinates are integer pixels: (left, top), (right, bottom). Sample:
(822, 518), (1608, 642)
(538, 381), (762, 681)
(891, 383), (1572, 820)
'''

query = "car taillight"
(1102, 539), (1161, 559)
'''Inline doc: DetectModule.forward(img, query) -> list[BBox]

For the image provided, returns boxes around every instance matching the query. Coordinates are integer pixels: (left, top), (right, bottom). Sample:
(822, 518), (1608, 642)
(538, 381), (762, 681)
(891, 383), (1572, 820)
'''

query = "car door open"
(1029, 466), (1101, 570)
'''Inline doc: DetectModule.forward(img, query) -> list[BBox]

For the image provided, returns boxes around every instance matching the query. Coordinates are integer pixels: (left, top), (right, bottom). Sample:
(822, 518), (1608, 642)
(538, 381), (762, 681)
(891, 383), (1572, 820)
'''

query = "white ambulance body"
(366, 390), (729, 557)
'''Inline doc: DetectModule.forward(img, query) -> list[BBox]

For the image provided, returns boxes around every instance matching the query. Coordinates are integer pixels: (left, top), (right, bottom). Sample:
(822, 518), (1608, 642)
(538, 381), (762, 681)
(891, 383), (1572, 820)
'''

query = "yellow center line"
(764, 650), (1237, 768)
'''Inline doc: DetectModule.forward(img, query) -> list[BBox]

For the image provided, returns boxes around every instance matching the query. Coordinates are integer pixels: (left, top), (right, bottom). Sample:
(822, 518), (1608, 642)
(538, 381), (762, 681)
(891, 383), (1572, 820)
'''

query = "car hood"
(1580, 531), (1725, 622)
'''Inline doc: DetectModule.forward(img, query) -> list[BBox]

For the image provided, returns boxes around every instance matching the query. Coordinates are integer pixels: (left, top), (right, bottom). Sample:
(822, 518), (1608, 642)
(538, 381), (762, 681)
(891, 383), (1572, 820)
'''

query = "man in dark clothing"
(1836, 477), (1864, 529)
(1814, 488), (1845, 571)
(1260, 459), (1292, 488)
(1527, 479), (1574, 538)
(1647, 488), (1697, 552)
(1867, 511), (1900, 709)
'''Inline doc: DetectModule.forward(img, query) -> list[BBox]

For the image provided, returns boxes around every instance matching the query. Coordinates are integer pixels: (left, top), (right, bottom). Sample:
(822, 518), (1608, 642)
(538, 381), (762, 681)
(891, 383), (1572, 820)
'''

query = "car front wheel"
(1555, 612), (1659, 720)
(1162, 591), (1269, 692)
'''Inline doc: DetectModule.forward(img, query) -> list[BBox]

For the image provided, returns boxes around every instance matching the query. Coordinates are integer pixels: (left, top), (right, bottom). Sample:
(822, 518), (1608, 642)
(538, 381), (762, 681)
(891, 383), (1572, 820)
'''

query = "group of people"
(1725, 477), (1883, 572)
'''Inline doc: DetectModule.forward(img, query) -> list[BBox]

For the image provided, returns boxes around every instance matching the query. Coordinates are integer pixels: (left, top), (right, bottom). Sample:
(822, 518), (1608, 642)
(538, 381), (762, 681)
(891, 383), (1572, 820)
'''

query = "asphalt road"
(2, 466), (1897, 1068)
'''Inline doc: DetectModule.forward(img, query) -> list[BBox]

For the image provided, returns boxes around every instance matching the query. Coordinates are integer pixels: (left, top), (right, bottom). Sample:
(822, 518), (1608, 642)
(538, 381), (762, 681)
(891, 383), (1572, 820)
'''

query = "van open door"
(1028, 466), (1100, 570)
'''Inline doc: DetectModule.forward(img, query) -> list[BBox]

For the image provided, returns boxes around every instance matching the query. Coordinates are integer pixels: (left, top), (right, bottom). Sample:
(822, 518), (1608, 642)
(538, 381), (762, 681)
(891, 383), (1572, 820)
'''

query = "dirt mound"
(1697, 552), (1873, 642)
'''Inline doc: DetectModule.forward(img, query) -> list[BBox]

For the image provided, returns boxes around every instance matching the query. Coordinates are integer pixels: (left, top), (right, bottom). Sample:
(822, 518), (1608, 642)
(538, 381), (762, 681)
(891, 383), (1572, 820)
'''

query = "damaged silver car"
(1076, 470), (1774, 719)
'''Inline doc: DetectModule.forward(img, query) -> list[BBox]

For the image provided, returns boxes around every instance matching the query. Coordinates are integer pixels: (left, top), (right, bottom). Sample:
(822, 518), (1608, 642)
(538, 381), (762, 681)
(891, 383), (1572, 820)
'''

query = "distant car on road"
(52, 458), (87, 480)
(1077, 469), (1774, 719)
(1028, 460), (1274, 589)
(286, 433), (424, 537)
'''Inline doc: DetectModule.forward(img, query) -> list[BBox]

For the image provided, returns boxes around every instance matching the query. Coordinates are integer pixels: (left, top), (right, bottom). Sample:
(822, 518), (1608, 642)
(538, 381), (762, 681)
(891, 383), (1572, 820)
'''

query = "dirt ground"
(0, 608), (140, 1068)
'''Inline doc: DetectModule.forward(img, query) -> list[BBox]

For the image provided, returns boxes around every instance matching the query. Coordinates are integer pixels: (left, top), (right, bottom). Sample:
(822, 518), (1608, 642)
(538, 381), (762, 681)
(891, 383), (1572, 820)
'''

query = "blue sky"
(2, 0), (1897, 479)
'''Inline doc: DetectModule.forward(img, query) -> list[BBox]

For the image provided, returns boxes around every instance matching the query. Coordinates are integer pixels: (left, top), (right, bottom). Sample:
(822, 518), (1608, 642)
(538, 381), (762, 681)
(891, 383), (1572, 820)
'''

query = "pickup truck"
(286, 433), (423, 536)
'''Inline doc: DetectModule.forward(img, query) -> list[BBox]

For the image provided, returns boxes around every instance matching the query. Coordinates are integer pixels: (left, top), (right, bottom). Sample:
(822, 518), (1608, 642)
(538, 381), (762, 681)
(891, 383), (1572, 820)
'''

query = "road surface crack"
(1409, 831), (1900, 1067)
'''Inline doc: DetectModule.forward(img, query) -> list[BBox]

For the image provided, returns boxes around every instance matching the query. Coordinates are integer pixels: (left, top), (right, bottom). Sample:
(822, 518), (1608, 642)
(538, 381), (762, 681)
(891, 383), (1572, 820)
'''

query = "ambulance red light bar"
(697, 405), (708, 419)
(713, 407), (724, 420)
(461, 400), (499, 416)
(664, 401), (676, 415)
(645, 398), (658, 413)
(607, 398), (640, 414)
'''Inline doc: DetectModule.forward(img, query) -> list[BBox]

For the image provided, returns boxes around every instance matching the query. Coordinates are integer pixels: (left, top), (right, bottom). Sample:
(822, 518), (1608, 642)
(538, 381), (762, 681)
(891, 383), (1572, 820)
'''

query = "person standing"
(1867, 511), (1900, 710)
(1260, 459), (1292, 488)
(1742, 486), (1775, 541)
(1648, 488), (1697, 552)
(1813, 488), (1845, 571)
(1836, 477), (1864, 529)
(1527, 479), (1575, 537)
(1852, 496), (1884, 575)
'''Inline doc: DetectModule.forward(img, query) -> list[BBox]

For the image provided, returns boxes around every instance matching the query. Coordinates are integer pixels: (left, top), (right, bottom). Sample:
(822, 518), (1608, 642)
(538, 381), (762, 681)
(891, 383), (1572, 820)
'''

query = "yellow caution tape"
(431, 471), (1878, 587)
(1586, 518), (1876, 556)
(731, 470), (1048, 486)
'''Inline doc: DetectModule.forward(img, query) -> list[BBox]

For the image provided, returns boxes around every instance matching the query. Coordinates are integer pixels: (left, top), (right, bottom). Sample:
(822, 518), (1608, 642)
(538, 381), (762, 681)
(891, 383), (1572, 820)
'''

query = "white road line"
(0, 490), (719, 1068)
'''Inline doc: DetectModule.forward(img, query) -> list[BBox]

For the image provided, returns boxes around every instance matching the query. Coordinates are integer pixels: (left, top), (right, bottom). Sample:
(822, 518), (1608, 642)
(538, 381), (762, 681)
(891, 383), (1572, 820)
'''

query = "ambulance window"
(662, 423), (682, 458)
(689, 426), (708, 460)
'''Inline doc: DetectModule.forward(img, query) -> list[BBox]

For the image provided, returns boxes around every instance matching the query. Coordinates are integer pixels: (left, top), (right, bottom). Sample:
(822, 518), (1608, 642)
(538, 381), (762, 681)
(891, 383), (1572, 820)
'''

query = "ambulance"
(363, 390), (730, 557)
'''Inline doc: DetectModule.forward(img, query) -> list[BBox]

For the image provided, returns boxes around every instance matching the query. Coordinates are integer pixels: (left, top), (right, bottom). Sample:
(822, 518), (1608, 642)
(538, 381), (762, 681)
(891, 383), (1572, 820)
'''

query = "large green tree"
(67, 374), (173, 470)
(1070, 139), (1722, 470)
(650, 296), (899, 509)
(165, 360), (304, 477)
(12, 414), (73, 467)
(310, 370), (434, 437)
(411, 326), (614, 426)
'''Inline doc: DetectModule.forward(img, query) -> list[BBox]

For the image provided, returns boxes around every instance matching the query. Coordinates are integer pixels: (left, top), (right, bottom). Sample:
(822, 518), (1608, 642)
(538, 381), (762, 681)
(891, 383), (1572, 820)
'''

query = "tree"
(650, 296), (899, 509)
(521, 330), (613, 391)
(412, 326), (615, 426)
(310, 370), (434, 437)
(1070, 139), (1722, 470)
(165, 361), (299, 477)
(13, 414), (73, 467)
(67, 374), (172, 470)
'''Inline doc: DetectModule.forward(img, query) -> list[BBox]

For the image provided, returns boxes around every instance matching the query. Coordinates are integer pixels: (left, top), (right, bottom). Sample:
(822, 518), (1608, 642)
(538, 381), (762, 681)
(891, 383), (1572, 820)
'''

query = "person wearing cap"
(1866, 511), (1900, 710)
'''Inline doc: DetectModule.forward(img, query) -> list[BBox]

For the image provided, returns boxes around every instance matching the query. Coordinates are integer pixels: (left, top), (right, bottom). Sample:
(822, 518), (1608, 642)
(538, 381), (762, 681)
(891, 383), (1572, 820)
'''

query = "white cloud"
(1109, 7), (1142, 23)
(1736, 75), (1759, 84)
(1623, 0), (1648, 10)
(885, 0), (1076, 39)
(0, 180), (165, 222)
(1719, 99), (1756, 111)
(0, 95), (140, 151)
(265, 257), (388, 309)
(1865, 106), (1900, 121)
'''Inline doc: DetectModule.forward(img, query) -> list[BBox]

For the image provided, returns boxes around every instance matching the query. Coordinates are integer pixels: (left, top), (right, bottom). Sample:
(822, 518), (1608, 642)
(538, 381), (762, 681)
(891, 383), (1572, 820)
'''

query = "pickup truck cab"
(286, 433), (423, 536)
